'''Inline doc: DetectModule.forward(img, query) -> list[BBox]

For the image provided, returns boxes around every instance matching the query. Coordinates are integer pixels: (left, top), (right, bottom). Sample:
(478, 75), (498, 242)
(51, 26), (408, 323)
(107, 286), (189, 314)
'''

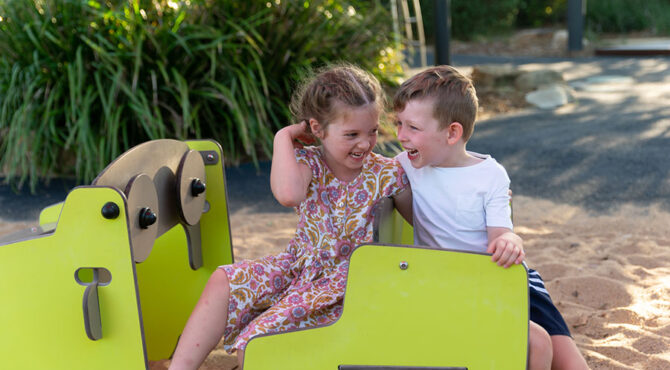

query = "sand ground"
(135, 194), (670, 370)
(2, 182), (669, 370)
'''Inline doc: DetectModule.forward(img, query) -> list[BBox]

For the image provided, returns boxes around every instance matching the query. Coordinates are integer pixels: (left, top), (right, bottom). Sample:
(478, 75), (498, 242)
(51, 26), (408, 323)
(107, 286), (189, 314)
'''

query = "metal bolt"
(206, 154), (215, 161)
(139, 207), (157, 229)
(101, 202), (120, 219)
(191, 178), (206, 196)
(399, 261), (408, 270)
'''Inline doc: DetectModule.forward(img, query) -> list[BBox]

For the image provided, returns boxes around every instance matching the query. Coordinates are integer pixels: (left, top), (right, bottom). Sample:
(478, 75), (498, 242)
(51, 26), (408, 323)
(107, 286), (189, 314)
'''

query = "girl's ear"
(309, 118), (325, 139)
(445, 122), (464, 145)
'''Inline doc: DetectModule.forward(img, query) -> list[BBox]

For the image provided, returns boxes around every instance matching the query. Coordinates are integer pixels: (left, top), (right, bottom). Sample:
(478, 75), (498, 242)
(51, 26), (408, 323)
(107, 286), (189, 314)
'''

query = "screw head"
(399, 261), (408, 270)
(206, 154), (215, 161)
(191, 178), (206, 196)
(101, 202), (120, 219)
(138, 207), (157, 229)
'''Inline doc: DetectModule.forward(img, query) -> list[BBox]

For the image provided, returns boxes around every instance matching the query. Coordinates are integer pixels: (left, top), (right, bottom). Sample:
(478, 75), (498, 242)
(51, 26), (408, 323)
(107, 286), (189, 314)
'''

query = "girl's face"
(312, 105), (379, 182)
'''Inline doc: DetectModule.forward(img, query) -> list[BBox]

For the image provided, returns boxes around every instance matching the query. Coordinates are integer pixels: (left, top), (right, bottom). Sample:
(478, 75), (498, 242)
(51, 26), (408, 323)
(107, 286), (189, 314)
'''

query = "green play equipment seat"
(244, 198), (529, 370)
(0, 139), (234, 369)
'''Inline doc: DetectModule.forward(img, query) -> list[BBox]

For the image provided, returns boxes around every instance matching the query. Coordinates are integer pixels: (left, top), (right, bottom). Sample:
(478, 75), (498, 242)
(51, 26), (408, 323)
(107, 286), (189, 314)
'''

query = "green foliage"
(0, 0), (401, 190)
(419, 0), (670, 42)
(516, 0), (567, 28)
(586, 0), (670, 34)
(419, 0), (522, 41)
(450, 0), (522, 40)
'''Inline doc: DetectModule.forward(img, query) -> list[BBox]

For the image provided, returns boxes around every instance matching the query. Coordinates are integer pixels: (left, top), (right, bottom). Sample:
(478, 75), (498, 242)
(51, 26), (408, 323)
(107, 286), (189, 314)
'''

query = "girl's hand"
(486, 231), (525, 268)
(279, 120), (317, 149)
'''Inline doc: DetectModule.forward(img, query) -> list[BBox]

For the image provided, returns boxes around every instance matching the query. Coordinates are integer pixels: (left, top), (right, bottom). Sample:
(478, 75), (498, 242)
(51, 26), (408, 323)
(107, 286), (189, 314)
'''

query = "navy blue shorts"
(528, 269), (571, 337)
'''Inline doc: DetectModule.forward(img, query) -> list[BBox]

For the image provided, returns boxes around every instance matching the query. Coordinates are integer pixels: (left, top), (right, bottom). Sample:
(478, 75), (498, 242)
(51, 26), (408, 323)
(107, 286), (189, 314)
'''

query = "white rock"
(525, 84), (572, 109)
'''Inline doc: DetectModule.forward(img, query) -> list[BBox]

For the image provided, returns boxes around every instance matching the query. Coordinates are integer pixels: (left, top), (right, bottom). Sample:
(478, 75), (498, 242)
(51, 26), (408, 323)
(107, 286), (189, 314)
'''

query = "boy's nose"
(397, 126), (406, 141)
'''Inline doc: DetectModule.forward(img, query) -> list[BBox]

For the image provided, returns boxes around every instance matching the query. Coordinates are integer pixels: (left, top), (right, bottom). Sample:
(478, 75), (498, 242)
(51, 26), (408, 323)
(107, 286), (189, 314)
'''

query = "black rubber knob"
(191, 178), (206, 197)
(101, 202), (120, 219)
(139, 207), (157, 229)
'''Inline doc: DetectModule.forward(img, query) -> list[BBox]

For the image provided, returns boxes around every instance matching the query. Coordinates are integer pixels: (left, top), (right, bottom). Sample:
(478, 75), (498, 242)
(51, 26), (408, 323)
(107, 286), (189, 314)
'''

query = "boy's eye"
(346, 133), (357, 137)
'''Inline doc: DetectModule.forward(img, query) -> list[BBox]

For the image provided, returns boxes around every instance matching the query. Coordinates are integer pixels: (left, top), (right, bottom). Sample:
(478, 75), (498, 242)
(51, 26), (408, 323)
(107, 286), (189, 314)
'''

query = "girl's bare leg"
(236, 349), (244, 369)
(550, 335), (589, 370)
(528, 321), (553, 370)
(169, 268), (231, 370)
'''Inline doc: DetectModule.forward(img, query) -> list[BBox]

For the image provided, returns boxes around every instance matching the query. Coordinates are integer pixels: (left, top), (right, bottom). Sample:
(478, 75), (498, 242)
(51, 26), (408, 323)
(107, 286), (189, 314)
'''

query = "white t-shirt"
(396, 151), (513, 253)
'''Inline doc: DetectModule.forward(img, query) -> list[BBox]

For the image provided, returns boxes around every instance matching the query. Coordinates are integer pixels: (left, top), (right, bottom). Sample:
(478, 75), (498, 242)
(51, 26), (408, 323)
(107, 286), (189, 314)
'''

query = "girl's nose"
(358, 139), (371, 151)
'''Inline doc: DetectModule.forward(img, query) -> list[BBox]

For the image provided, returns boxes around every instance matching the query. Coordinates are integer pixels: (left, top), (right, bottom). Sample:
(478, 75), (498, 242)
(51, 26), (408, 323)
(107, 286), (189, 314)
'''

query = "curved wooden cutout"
(124, 174), (159, 263)
(93, 139), (188, 237)
(176, 150), (206, 226)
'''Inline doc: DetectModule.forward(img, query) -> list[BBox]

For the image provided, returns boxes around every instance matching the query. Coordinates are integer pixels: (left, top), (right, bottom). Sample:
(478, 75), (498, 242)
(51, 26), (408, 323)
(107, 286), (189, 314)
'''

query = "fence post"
(434, 0), (451, 65)
(567, 0), (585, 52)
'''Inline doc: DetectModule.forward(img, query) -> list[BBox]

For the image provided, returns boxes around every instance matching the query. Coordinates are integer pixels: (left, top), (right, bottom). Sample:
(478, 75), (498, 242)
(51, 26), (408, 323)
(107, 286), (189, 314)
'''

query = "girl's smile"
(314, 105), (379, 182)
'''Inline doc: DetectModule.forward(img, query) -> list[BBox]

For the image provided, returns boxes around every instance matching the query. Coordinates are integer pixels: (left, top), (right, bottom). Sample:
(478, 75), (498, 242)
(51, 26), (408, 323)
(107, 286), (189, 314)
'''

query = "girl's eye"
(346, 133), (357, 137)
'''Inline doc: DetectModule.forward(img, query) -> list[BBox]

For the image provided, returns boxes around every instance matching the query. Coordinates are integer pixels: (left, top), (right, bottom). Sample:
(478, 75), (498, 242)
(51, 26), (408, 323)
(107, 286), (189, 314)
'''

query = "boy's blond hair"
(393, 65), (478, 141)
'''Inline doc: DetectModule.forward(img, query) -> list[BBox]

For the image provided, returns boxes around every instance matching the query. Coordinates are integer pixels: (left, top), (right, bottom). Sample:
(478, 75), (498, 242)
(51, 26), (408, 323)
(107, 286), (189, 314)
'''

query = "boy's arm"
(486, 227), (525, 268)
(270, 122), (315, 207)
(392, 186), (413, 226)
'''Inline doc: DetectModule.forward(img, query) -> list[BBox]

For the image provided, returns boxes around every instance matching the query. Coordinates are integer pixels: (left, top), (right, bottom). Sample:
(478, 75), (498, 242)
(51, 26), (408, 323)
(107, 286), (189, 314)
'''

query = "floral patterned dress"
(220, 146), (408, 352)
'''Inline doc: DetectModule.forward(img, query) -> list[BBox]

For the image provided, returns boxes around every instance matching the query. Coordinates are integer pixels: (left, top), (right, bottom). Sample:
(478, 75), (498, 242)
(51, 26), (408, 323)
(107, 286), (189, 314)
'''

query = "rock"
(551, 30), (568, 50)
(515, 70), (564, 91)
(471, 64), (520, 88)
(525, 83), (574, 109)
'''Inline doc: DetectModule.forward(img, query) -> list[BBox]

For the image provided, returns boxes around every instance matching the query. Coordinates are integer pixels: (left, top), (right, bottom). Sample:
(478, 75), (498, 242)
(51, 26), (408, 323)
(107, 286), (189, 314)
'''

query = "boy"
(393, 66), (588, 370)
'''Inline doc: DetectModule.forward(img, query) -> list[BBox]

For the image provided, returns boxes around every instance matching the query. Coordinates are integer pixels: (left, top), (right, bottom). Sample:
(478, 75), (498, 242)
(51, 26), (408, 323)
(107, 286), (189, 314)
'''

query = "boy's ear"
(445, 122), (464, 144)
(309, 118), (325, 139)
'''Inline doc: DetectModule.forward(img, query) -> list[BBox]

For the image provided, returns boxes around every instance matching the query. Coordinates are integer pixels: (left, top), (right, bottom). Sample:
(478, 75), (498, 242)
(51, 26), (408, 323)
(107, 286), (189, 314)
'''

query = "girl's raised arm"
(270, 121), (315, 207)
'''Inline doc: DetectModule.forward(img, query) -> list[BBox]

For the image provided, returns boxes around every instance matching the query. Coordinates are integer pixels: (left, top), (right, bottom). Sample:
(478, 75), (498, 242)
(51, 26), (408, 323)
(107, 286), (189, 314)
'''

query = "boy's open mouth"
(407, 149), (419, 159)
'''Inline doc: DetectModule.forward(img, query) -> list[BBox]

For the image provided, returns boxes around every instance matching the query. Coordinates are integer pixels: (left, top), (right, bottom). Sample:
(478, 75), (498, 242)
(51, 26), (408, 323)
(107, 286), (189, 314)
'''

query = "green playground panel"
(245, 244), (529, 370)
(0, 139), (234, 368)
(0, 187), (147, 369)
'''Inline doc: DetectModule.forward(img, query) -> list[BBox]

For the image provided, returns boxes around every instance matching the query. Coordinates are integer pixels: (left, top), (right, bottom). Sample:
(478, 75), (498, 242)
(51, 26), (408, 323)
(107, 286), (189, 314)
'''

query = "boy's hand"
(486, 231), (525, 268)
(279, 120), (317, 148)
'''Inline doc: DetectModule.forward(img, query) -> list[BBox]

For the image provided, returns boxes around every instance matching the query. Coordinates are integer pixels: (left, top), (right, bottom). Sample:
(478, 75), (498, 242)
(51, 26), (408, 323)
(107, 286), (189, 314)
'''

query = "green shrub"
(0, 0), (402, 190)
(516, 0), (567, 28)
(450, 0), (522, 40)
(586, 0), (670, 34)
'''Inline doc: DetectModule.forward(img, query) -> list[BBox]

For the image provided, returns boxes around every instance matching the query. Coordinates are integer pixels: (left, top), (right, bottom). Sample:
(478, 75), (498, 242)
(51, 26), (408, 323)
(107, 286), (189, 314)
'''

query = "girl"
(169, 64), (410, 369)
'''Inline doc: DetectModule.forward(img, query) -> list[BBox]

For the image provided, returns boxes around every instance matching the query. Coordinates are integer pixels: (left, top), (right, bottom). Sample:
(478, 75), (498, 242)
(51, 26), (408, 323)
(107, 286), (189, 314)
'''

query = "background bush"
(0, 0), (402, 190)
(420, 0), (670, 42)
(586, 0), (670, 35)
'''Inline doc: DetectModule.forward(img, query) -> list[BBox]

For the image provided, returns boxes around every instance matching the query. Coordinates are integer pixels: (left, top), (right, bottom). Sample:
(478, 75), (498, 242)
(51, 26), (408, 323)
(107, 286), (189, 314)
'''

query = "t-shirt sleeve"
(383, 157), (409, 198)
(484, 166), (513, 229)
(294, 147), (320, 180)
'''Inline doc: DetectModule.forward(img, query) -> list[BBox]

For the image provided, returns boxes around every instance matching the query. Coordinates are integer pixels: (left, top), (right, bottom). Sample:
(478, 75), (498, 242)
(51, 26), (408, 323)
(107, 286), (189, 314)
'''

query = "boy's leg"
(169, 268), (231, 370)
(550, 335), (589, 370)
(528, 321), (552, 370)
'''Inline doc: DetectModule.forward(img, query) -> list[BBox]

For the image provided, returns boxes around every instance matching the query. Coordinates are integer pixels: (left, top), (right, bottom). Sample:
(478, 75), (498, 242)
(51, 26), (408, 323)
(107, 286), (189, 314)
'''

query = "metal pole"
(567, 0), (585, 51)
(434, 0), (451, 65)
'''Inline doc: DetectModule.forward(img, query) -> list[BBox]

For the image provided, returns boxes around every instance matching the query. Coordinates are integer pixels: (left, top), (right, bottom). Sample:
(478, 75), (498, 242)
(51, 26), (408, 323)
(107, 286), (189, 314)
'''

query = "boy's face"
(396, 98), (451, 168)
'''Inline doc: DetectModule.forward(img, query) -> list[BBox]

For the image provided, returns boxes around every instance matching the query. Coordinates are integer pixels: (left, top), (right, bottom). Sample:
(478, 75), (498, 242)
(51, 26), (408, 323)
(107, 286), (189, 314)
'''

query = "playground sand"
(3, 196), (669, 369)
(144, 196), (670, 369)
